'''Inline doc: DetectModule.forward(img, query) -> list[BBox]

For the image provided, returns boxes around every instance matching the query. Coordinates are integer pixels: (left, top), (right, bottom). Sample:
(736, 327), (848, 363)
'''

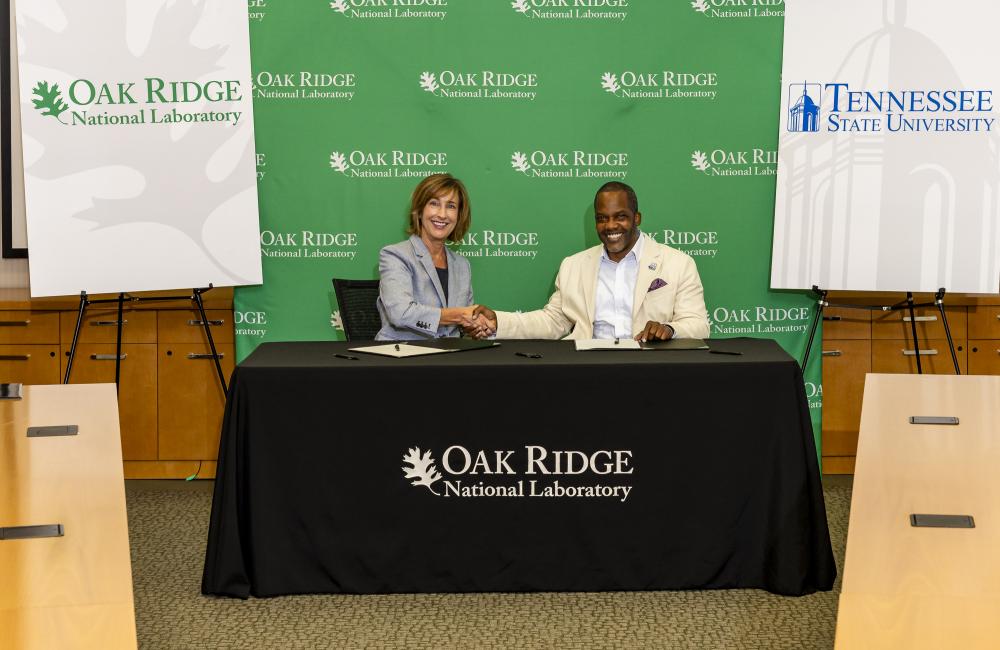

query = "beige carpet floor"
(125, 476), (851, 650)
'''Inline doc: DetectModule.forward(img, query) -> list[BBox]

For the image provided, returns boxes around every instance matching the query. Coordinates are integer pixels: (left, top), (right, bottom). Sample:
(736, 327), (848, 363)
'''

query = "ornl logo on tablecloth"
(402, 445), (635, 502)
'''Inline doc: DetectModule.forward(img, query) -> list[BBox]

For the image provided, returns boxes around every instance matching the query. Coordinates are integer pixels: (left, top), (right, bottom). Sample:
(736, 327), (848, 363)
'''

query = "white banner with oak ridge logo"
(14, 0), (262, 297)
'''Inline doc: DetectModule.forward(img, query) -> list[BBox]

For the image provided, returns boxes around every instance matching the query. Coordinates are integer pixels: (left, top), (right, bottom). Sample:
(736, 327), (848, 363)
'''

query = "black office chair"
(332, 278), (382, 341)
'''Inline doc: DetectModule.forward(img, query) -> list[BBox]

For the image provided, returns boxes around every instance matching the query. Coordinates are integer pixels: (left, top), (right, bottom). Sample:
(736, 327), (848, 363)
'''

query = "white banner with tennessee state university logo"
(14, 0), (261, 297)
(772, 0), (1000, 294)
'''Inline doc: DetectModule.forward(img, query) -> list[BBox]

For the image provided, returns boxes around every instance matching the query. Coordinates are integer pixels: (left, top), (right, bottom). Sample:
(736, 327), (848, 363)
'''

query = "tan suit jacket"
(496, 237), (710, 340)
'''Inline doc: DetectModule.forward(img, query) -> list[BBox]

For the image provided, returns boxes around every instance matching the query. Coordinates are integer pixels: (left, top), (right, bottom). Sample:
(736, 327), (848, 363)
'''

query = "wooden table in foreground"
(835, 374), (1000, 649)
(0, 384), (137, 650)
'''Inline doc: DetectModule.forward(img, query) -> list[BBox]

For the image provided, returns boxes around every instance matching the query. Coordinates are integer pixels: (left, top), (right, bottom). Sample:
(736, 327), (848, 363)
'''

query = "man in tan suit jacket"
(468, 182), (709, 341)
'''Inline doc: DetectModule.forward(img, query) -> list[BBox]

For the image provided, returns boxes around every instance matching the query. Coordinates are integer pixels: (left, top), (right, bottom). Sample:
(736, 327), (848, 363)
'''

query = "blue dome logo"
(788, 83), (821, 132)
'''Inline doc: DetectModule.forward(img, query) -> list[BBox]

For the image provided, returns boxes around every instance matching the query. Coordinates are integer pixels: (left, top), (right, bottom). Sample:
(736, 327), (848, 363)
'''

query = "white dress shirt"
(593, 232), (646, 340)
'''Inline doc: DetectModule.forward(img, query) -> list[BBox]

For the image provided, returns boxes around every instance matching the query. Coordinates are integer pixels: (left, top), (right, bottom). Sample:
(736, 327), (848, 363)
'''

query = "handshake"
(457, 305), (497, 339)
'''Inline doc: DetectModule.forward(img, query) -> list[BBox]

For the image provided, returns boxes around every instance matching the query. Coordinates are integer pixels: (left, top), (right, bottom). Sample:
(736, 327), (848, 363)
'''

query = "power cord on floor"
(185, 460), (203, 481)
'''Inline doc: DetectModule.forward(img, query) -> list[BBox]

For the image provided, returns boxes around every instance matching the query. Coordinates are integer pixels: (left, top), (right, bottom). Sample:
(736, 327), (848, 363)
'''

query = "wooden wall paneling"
(821, 339), (871, 457)
(156, 342), (233, 460)
(871, 306), (967, 340)
(0, 311), (60, 343)
(871, 339), (968, 375)
(59, 309), (156, 345)
(61, 343), (157, 460)
(822, 306), (871, 339)
(157, 309), (234, 344)
(0, 344), (60, 384)
(967, 306), (1000, 339)
(968, 341), (1000, 375)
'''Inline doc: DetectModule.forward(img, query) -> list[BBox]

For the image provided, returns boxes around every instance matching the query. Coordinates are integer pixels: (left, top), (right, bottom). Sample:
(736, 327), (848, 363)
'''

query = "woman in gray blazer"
(376, 174), (477, 340)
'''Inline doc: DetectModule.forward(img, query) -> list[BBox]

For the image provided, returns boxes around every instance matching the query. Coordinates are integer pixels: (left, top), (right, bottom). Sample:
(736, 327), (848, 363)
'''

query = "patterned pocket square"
(648, 278), (668, 292)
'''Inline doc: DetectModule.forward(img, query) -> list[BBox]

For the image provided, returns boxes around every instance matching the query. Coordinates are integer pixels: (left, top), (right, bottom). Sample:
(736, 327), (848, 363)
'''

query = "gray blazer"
(376, 234), (474, 340)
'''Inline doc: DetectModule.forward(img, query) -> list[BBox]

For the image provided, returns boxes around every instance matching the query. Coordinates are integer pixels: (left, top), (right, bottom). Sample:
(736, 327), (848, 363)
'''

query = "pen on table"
(709, 350), (742, 356)
(334, 353), (359, 360)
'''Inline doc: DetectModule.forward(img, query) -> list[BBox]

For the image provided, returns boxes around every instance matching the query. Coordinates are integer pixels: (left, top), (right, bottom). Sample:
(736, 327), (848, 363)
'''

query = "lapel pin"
(648, 262), (657, 270)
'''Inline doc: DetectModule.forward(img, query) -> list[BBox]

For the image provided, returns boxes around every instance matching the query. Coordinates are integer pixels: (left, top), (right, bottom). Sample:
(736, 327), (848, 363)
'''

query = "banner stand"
(800, 286), (961, 376)
(64, 285), (229, 398)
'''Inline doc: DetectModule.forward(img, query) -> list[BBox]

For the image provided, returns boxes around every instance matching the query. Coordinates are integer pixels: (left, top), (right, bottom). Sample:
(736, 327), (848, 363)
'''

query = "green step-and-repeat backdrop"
(236, 0), (823, 447)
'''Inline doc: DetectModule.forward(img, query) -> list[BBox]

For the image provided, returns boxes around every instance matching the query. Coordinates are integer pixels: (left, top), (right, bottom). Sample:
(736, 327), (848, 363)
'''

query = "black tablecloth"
(202, 338), (835, 598)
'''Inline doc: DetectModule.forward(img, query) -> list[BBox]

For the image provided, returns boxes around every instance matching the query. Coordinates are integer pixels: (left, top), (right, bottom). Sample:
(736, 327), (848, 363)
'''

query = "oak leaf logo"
(31, 81), (69, 123)
(691, 150), (710, 172)
(330, 310), (344, 331)
(600, 72), (620, 95)
(329, 151), (350, 175)
(419, 71), (439, 94)
(330, 0), (349, 14)
(692, 0), (710, 13)
(402, 447), (443, 495)
(512, 0), (530, 13)
(511, 151), (531, 174)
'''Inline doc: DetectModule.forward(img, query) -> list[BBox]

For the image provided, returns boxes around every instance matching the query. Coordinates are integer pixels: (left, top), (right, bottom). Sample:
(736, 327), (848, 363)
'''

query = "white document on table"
(574, 339), (642, 351)
(349, 343), (455, 358)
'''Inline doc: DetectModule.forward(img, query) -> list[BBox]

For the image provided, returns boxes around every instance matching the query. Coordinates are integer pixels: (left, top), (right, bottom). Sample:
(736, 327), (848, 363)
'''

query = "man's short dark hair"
(594, 181), (638, 213)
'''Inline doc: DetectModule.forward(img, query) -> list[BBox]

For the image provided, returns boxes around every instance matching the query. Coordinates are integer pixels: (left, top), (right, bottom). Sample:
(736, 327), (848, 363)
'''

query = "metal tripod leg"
(906, 292), (923, 374)
(114, 293), (124, 393)
(935, 288), (960, 375)
(194, 287), (228, 398)
(800, 286), (828, 371)
(64, 292), (88, 384)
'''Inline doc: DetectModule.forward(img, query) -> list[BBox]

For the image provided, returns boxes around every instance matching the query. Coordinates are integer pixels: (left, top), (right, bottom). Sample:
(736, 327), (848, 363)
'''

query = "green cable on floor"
(185, 461), (203, 481)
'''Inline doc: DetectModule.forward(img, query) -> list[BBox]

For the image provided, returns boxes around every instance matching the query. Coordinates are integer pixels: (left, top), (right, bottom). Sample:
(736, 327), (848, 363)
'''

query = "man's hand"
(635, 321), (674, 342)
(462, 305), (497, 339)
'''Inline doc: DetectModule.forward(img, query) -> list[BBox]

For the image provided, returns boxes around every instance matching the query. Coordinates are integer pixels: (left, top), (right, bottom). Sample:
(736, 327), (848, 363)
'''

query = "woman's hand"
(440, 305), (477, 326)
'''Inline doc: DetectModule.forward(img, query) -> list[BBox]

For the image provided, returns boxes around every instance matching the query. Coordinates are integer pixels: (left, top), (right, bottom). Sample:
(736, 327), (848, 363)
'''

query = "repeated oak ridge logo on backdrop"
(690, 0), (784, 19)
(259, 227), (360, 261)
(329, 0), (449, 20)
(708, 305), (811, 336)
(508, 149), (629, 180)
(247, 0), (268, 22)
(512, 0), (629, 21)
(329, 149), (449, 179)
(252, 71), (357, 101)
(401, 445), (636, 502)
(235, 310), (270, 340)
(690, 148), (777, 177)
(646, 228), (721, 260)
(418, 70), (539, 101)
(599, 70), (719, 100)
